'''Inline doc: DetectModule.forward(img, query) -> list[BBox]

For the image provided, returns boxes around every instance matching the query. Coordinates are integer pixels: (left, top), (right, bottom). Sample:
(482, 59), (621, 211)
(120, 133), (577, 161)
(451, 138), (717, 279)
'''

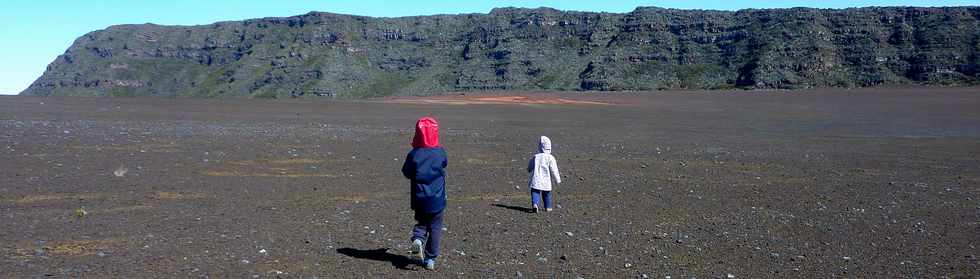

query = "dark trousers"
(531, 189), (552, 209)
(412, 210), (444, 259)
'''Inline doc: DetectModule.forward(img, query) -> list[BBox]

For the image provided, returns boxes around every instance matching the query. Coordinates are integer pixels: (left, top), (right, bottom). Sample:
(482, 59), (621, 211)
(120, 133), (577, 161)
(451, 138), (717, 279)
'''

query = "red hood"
(412, 117), (440, 148)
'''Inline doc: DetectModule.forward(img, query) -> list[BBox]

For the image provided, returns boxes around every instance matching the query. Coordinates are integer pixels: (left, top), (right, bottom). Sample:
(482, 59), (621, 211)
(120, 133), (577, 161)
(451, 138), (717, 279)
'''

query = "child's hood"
(412, 117), (440, 148)
(538, 136), (552, 153)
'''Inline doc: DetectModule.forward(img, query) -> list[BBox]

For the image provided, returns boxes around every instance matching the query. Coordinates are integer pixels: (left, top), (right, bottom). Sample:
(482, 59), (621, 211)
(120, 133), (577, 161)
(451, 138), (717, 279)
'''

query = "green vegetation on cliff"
(22, 6), (980, 98)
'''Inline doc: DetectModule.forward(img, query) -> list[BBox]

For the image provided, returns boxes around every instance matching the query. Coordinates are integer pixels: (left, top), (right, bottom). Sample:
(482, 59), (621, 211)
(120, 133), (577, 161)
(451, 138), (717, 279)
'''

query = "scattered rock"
(75, 207), (88, 218)
(113, 167), (128, 177)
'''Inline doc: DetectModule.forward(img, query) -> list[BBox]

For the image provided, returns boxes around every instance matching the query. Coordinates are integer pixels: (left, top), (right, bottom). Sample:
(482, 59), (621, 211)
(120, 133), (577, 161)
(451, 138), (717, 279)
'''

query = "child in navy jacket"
(401, 117), (447, 270)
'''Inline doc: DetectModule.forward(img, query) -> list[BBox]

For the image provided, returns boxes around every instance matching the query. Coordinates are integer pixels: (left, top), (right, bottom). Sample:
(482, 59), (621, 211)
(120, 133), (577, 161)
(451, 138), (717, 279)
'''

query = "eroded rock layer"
(22, 7), (980, 97)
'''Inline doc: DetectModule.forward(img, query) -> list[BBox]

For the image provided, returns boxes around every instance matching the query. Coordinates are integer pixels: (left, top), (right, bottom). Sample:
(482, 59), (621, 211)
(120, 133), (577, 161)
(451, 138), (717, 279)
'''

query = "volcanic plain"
(1, 88), (978, 278)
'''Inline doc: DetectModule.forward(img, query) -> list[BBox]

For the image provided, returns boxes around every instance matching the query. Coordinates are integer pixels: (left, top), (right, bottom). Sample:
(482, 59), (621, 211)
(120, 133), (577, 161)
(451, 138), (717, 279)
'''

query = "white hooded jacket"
(528, 136), (561, 191)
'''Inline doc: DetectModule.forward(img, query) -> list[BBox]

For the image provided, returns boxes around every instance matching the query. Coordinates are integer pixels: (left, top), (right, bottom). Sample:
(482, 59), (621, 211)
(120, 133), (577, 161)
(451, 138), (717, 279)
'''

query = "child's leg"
(425, 210), (444, 259)
(542, 190), (552, 209)
(411, 211), (430, 242)
(530, 189), (541, 208)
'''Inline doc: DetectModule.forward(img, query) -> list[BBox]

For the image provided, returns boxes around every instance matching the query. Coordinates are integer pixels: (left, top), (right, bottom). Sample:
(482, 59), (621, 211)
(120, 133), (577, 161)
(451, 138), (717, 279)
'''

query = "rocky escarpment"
(21, 6), (980, 98)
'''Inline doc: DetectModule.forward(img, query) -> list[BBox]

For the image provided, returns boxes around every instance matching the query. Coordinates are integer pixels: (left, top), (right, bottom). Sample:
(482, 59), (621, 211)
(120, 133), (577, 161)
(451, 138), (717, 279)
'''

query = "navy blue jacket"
(402, 147), (448, 213)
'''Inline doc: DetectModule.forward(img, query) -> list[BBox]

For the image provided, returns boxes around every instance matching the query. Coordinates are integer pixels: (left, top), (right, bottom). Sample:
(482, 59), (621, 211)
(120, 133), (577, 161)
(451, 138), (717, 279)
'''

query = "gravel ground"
(1, 88), (978, 278)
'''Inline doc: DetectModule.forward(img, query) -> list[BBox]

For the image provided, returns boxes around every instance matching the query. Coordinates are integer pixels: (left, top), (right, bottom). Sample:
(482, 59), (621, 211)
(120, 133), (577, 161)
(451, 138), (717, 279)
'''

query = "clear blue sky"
(0, 0), (973, 95)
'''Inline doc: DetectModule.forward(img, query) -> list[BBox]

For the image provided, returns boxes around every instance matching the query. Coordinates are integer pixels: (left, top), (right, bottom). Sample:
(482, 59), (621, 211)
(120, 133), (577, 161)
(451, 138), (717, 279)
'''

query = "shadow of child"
(336, 247), (417, 270)
(492, 203), (533, 213)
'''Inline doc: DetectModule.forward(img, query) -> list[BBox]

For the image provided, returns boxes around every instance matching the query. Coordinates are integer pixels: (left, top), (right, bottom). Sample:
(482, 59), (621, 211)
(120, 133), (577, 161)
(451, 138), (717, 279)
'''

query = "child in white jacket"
(527, 136), (561, 213)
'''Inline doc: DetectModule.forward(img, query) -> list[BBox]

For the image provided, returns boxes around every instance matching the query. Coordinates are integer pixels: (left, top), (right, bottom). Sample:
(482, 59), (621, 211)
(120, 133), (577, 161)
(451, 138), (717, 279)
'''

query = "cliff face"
(21, 7), (980, 98)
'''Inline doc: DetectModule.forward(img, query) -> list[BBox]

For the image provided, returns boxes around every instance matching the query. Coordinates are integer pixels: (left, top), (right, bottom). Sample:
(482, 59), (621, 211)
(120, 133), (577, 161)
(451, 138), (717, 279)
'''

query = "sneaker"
(424, 258), (437, 270)
(411, 239), (425, 262)
(531, 205), (539, 213)
(546, 208), (553, 212)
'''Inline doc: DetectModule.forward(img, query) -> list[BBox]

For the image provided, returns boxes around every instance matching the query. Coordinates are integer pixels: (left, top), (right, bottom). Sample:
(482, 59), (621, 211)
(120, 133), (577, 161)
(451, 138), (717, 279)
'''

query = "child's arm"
(527, 156), (535, 173)
(549, 156), (561, 184)
(401, 152), (415, 180)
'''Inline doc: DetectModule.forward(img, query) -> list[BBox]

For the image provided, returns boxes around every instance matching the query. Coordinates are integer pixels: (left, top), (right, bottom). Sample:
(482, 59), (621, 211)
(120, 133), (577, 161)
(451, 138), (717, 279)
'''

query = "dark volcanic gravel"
(1, 88), (978, 278)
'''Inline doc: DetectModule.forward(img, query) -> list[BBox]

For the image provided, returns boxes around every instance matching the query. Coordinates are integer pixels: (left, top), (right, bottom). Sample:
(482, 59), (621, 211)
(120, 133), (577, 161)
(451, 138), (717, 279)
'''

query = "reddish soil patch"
(384, 95), (615, 106)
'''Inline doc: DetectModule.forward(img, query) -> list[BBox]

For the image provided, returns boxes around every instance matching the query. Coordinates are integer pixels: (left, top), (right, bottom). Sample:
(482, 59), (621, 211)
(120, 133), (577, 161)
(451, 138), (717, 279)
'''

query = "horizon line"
(120, 5), (980, 27)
